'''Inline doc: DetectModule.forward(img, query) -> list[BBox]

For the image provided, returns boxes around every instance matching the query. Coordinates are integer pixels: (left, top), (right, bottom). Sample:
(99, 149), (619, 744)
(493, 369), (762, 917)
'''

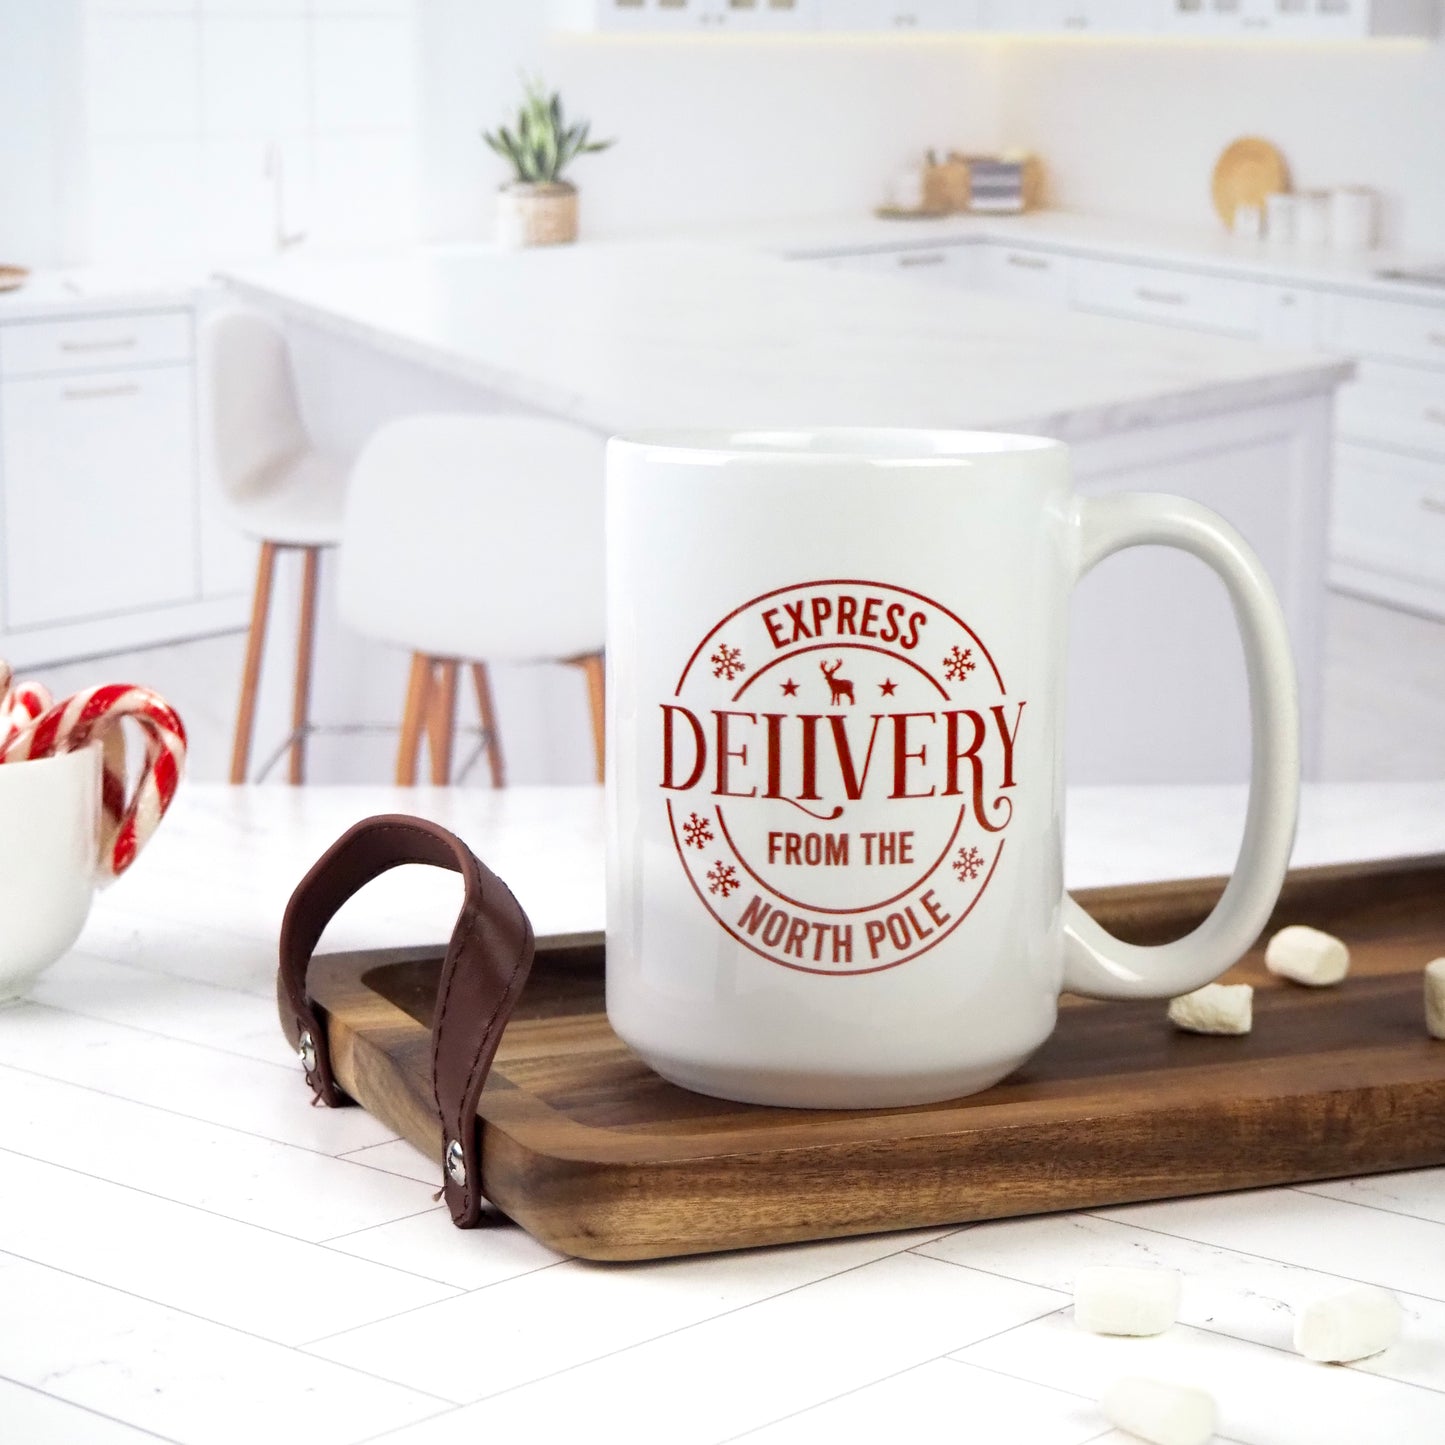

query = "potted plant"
(483, 78), (614, 249)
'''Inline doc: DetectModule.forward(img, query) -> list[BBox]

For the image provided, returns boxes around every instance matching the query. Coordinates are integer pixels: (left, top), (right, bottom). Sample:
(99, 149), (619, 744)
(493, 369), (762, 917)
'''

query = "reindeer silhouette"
(820, 659), (855, 706)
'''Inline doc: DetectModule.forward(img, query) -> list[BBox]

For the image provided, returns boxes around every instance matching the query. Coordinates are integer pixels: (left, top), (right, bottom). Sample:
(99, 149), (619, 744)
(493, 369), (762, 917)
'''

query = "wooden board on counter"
(306, 855), (1445, 1262)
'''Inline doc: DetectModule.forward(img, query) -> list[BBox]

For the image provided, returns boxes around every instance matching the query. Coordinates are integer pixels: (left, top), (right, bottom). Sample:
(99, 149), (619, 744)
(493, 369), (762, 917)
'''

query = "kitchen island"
(1, 782), (1442, 1444)
(224, 243), (1351, 784)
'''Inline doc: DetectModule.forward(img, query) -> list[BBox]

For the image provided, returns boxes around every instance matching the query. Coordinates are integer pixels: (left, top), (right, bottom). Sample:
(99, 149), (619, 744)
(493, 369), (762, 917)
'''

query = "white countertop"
(682, 208), (1445, 307)
(221, 240), (1349, 444)
(0, 268), (203, 323)
(2, 782), (1444, 1444)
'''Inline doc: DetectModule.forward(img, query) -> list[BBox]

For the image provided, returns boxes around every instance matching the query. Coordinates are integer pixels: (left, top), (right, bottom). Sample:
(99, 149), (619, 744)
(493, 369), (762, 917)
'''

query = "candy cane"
(0, 681), (52, 753)
(0, 683), (187, 879)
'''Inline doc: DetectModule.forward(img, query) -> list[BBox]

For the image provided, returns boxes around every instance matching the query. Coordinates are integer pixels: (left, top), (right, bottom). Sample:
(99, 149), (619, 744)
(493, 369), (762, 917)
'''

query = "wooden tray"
(308, 855), (1445, 1261)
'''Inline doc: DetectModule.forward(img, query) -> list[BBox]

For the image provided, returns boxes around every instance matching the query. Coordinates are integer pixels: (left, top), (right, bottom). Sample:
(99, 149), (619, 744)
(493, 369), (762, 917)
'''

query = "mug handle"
(1061, 493), (1300, 1000)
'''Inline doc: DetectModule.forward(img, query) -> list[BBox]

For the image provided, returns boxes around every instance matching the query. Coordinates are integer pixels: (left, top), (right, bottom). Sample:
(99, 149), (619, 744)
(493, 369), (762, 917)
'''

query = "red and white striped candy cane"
(0, 683), (187, 880)
(0, 680), (52, 753)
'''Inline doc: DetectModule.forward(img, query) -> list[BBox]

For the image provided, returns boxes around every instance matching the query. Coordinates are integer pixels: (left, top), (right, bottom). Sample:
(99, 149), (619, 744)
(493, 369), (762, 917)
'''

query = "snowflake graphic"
(953, 845), (985, 882)
(942, 645), (976, 683)
(707, 860), (740, 898)
(710, 643), (746, 681)
(681, 812), (714, 850)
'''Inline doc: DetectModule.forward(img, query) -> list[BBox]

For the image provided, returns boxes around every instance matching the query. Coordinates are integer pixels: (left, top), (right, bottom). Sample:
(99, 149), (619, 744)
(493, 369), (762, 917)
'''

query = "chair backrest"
(338, 414), (606, 663)
(202, 309), (310, 505)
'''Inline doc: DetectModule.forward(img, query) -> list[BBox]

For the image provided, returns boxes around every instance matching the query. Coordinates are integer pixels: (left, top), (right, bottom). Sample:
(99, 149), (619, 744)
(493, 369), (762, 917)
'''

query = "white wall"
(0, 0), (83, 268)
(996, 37), (1445, 249)
(416, 2), (1005, 243)
(6, 5), (1443, 269)
(0, 0), (423, 271)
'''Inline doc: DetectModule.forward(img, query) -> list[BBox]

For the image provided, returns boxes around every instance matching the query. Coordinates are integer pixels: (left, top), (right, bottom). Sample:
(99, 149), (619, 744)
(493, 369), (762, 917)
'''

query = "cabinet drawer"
(0, 310), (192, 380)
(976, 244), (1072, 305)
(1336, 360), (1445, 458)
(1332, 441), (1445, 586)
(1071, 257), (1259, 336)
(1322, 293), (1445, 369)
(1, 366), (198, 629)
(1257, 284), (1320, 347)
(815, 246), (973, 286)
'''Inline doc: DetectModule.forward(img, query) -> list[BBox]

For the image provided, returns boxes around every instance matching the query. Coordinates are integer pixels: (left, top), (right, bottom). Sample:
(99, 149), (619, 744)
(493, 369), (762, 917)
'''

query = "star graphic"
(780, 678), (799, 696)
(879, 678), (897, 696)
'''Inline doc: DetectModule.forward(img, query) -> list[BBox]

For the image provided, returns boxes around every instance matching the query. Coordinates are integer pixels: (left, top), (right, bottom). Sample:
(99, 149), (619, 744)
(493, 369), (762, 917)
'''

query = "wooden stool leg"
(287, 545), (321, 785)
(426, 660), (458, 785)
(574, 652), (605, 784)
(230, 541), (277, 784)
(396, 653), (432, 786)
(470, 662), (505, 789)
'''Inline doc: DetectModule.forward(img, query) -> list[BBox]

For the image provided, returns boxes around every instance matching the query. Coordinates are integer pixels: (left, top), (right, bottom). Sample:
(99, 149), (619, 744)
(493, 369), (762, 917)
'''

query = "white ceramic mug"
(0, 745), (101, 1003)
(605, 429), (1299, 1109)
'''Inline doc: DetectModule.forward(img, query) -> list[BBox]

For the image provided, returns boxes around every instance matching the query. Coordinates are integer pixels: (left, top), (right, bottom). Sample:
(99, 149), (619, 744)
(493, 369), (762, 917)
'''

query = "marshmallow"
(1168, 983), (1253, 1036)
(1074, 1265), (1182, 1336)
(1265, 925), (1350, 987)
(1426, 958), (1445, 1041)
(1294, 1283), (1401, 1363)
(1100, 1377), (1216, 1445)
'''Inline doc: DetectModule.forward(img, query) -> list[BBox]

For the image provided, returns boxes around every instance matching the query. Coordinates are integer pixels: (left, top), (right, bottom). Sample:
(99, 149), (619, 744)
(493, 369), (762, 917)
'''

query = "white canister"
(890, 166), (927, 212)
(1330, 187), (1378, 252)
(1265, 192), (1298, 245)
(1296, 191), (1331, 249)
(1232, 202), (1263, 241)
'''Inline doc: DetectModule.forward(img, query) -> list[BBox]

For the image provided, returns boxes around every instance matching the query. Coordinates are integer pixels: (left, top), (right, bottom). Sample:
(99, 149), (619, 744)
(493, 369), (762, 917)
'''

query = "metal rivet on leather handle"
(298, 1031), (317, 1074)
(445, 1138), (467, 1188)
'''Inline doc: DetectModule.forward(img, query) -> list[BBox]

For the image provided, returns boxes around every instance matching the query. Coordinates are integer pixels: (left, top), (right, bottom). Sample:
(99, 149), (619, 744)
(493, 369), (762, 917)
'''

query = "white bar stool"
(338, 414), (605, 785)
(204, 311), (348, 783)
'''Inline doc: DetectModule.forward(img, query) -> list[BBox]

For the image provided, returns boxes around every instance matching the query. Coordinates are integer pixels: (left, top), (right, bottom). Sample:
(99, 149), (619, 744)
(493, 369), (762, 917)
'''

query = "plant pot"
(496, 182), (579, 249)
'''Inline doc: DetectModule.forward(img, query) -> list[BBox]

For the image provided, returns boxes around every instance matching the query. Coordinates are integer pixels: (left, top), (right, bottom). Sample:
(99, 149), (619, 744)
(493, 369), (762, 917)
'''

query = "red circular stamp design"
(661, 579), (1025, 976)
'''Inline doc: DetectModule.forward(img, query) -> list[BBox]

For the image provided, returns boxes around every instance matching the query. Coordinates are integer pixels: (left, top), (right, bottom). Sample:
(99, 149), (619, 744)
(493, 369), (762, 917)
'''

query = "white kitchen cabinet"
(1, 366), (197, 629)
(986, 0), (1156, 32)
(1336, 360), (1445, 459)
(0, 312), (192, 379)
(554, 0), (1433, 30)
(550, 0), (711, 32)
(717, 0), (817, 27)
(1159, 0), (1437, 37)
(814, 244), (976, 285)
(975, 244), (1073, 306)
(1071, 256), (1260, 337)
(0, 299), (250, 666)
(1322, 291), (1445, 371)
(1332, 442), (1445, 592)
(1257, 284), (1319, 348)
(830, 0), (981, 29)
(553, 0), (818, 30)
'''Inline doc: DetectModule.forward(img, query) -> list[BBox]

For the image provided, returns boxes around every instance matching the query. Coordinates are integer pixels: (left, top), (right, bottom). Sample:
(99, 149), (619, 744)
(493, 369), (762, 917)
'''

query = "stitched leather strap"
(276, 814), (535, 1227)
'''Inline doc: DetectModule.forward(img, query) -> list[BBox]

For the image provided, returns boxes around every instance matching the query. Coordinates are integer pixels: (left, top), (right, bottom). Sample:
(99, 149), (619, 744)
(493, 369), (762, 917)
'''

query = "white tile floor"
(0, 785), (1442, 1444)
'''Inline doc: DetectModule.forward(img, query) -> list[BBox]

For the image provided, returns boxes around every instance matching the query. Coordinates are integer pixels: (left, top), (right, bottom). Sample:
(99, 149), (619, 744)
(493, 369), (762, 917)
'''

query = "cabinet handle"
(62, 383), (140, 401)
(1137, 286), (1188, 306)
(1063, 14), (1088, 26)
(59, 336), (137, 353)
(899, 252), (945, 268)
(1006, 252), (1049, 270)
(1420, 497), (1445, 517)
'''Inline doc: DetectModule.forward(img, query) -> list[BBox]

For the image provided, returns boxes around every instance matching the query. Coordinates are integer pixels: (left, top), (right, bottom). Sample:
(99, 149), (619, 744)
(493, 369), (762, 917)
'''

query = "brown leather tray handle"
(277, 814), (536, 1227)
